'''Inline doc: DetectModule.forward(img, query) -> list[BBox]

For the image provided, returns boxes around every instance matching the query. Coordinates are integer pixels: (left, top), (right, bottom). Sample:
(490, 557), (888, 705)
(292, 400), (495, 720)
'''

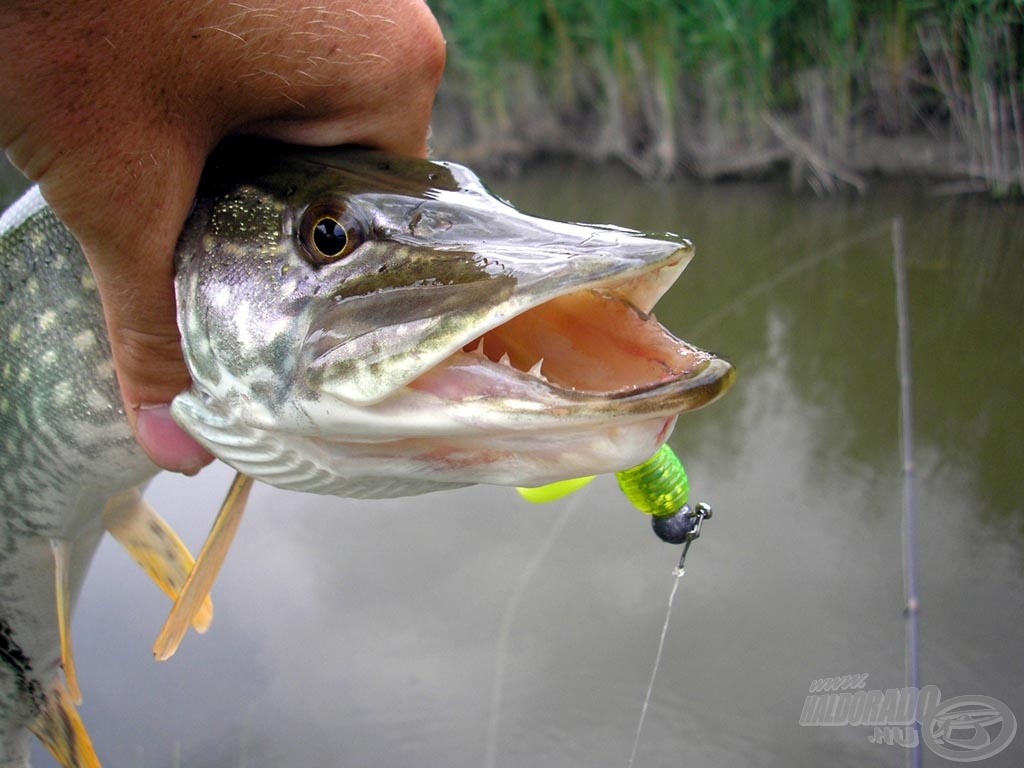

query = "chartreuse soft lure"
(516, 475), (597, 503)
(517, 444), (711, 545)
(615, 443), (690, 517)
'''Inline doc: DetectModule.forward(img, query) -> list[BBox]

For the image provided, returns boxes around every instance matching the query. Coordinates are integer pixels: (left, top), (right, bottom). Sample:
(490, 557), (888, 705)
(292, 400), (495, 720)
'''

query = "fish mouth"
(405, 275), (734, 418)
(410, 290), (722, 400)
(300, 237), (734, 426)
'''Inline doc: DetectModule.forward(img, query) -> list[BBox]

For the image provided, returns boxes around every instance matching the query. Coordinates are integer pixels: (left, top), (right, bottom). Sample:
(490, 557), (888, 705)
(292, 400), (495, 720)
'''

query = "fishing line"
(623, 219), (908, 767)
(620, 225), (887, 765)
(517, 445), (714, 768)
(621, 225), (886, 766)
(892, 217), (923, 768)
(506, 449), (710, 768)
(625, 502), (711, 768)
(626, 570), (682, 768)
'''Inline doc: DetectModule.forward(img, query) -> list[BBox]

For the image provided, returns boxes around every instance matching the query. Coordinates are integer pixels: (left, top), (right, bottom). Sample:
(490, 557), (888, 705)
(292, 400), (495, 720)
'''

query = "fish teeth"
(465, 338), (485, 356)
(498, 352), (512, 367)
(528, 358), (545, 378)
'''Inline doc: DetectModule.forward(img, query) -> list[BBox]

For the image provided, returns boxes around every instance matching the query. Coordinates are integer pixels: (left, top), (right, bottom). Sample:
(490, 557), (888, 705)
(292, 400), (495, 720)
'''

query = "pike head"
(172, 140), (734, 498)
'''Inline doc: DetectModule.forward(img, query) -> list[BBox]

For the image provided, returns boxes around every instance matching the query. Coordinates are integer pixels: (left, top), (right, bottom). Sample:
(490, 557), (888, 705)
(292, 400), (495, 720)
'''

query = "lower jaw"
(315, 414), (678, 487)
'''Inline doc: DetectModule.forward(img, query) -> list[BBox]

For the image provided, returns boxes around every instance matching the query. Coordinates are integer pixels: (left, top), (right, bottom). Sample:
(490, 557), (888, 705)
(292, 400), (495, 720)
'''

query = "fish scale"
(0, 188), (158, 765)
(0, 189), (157, 532)
(0, 140), (733, 766)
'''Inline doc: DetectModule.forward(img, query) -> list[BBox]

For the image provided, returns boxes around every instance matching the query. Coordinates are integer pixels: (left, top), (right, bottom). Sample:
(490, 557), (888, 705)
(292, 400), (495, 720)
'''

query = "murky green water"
(14, 163), (1023, 767)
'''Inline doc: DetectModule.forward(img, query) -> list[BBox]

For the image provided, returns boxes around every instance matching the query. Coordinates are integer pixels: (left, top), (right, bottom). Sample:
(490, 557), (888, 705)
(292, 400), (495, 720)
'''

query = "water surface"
(16, 164), (1023, 767)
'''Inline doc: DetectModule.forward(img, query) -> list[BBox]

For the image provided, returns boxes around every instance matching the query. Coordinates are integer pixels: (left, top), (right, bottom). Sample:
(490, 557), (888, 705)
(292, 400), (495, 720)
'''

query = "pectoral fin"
(29, 682), (101, 768)
(101, 489), (214, 633)
(153, 472), (253, 661)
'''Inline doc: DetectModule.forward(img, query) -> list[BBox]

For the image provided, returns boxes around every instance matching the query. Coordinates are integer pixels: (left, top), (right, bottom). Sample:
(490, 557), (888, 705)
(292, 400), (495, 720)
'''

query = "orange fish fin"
(102, 488), (214, 633)
(49, 539), (81, 705)
(153, 472), (253, 661)
(29, 682), (101, 768)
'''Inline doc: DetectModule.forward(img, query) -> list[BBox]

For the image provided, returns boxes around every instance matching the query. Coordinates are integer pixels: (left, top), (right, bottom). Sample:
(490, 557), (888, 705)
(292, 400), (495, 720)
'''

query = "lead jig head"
(650, 501), (712, 544)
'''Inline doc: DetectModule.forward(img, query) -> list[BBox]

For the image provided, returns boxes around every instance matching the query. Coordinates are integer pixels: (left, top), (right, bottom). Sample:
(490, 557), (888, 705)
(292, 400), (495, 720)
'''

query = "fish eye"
(299, 202), (362, 265)
(313, 217), (347, 256)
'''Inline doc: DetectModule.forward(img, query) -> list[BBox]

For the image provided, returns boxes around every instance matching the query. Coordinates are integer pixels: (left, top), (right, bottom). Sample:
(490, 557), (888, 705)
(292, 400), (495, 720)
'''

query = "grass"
(430, 0), (1024, 195)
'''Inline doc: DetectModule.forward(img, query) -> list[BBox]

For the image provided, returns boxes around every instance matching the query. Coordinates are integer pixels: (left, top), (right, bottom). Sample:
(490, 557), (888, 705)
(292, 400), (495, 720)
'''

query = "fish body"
(0, 188), (158, 764)
(0, 140), (733, 765)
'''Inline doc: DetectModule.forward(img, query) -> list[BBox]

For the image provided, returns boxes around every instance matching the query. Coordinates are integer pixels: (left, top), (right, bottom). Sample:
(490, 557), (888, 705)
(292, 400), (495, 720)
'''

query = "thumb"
(41, 143), (214, 473)
(93, 253), (215, 475)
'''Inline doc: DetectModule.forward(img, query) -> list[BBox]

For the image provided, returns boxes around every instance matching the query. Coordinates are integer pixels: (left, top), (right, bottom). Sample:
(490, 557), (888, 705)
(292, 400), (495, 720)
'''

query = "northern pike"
(0, 139), (734, 766)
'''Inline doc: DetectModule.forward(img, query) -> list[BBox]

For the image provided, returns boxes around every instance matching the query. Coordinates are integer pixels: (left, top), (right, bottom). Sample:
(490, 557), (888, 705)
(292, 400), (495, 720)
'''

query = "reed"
(430, 0), (1023, 196)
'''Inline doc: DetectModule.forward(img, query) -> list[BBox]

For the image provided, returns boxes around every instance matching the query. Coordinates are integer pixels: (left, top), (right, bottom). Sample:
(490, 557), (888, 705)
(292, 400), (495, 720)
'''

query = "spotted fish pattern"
(0, 188), (156, 764)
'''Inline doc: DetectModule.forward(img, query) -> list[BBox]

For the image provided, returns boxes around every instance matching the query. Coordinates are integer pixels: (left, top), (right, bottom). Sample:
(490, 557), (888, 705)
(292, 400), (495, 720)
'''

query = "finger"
(209, 0), (446, 158)
(40, 138), (215, 474)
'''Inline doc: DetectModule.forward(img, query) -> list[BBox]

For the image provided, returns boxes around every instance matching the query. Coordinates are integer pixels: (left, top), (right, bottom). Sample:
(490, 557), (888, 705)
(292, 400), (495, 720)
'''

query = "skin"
(0, 0), (446, 473)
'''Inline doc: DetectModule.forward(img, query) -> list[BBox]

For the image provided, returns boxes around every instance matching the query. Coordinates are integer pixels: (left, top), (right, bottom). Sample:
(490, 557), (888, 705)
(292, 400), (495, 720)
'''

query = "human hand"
(0, 0), (445, 473)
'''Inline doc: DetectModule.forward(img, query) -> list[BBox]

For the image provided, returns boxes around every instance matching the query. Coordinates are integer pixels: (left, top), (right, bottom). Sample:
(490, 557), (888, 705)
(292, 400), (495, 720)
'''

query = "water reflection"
(17, 164), (1024, 766)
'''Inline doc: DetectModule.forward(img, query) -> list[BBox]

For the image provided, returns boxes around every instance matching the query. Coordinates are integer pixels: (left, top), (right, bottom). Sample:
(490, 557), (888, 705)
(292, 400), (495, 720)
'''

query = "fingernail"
(135, 404), (213, 475)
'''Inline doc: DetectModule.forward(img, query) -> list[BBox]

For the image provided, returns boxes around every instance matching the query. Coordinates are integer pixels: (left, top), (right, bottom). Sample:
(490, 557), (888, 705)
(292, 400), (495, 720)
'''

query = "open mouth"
(466, 290), (706, 393)
(409, 284), (728, 406)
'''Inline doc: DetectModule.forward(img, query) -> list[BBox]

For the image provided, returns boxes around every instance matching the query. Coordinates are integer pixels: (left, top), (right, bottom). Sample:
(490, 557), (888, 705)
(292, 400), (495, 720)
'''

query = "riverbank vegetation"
(430, 1), (1024, 196)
